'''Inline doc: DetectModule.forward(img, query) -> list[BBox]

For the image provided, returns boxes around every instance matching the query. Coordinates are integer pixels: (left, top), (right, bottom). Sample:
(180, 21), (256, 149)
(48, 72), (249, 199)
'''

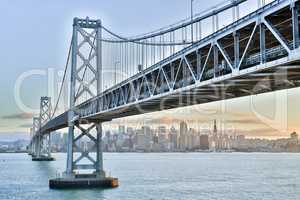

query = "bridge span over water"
(28, 0), (300, 188)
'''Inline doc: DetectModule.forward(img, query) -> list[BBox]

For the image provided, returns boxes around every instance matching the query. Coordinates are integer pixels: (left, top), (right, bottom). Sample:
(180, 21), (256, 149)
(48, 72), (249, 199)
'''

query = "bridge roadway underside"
(87, 55), (300, 121)
(41, 53), (300, 134)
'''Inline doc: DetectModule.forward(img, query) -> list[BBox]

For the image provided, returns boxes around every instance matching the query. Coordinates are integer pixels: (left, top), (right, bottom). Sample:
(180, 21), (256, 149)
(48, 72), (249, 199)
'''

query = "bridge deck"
(41, 0), (300, 134)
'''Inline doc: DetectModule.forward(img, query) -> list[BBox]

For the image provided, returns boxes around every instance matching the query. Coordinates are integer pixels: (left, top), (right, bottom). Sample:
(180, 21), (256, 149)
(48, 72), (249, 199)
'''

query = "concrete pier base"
(32, 156), (55, 161)
(49, 174), (119, 189)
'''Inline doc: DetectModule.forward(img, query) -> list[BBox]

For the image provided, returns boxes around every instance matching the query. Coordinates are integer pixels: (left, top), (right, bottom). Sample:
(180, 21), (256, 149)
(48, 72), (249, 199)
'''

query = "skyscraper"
(179, 121), (188, 150)
(200, 135), (209, 150)
(169, 126), (178, 150)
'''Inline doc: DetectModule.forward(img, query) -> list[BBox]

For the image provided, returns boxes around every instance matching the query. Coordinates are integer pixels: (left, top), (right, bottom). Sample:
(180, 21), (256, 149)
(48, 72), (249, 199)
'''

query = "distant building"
(51, 132), (61, 144)
(209, 120), (232, 151)
(169, 133), (178, 151)
(169, 126), (178, 150)
(159, 137), (168, 151)
(179, 121), (188, 150)
(141, 126), (151, 137)
(187, 128), (198, 150)
(209, 120), (218, 150)
(158, 126), (167, 135)
(200, 135), (209, 150)
(153, 135), (159, 144)
(135, 128), (151, 152)
(118, 125), (126, 134)
(62, 133), (68, 151)
(127, 127), (134, 135)
(290, 132), (298, 143)
(51, 132), (62, 152)
(237, 135), (245, 141)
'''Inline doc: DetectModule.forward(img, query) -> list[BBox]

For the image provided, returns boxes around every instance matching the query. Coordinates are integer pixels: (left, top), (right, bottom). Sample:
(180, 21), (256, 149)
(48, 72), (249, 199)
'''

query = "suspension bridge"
(27, 0), (300, 189)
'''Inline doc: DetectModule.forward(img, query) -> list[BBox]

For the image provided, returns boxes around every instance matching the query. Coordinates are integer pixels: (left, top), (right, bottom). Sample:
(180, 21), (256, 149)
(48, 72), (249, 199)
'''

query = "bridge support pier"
(27, 128), (34, 156)
(32, 134), (54, 161)
(49, 122), (118, 189)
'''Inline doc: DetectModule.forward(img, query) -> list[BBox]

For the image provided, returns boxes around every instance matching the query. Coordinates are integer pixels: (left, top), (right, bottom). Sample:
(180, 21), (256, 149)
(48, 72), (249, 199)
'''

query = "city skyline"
(3, 118), (298, 153)
(22, 120), (300, 153)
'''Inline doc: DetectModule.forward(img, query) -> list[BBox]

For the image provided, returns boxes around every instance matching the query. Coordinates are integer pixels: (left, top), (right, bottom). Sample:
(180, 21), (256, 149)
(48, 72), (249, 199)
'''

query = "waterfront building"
(168, 132), (178, 151)
(200, 135), (209, 150)
(135, 128), (151, 152)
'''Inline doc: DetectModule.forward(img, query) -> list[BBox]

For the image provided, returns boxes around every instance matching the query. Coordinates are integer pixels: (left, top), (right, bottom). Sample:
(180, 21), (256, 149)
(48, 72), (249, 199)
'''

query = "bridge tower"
(32, 97), (54, 161)
(49, 17), (118, 189)
(31, 117), (40, 158)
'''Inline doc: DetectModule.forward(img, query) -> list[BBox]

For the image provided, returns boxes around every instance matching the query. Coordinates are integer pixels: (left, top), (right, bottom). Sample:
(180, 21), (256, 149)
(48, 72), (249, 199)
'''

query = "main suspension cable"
(101, 26), (192, 46)
(99, 0), (246, 44)
(51, 38), (72, 119)
(80, 27), (191, 46)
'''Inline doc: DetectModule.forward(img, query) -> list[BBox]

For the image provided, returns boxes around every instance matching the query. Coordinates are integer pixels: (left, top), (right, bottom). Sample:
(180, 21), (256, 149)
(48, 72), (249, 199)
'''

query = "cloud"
(0, 132), (29, 142)
(233, 127), (290, 139)
(1, 113), (34, 120)
(19, 123), (32, 128)
(225, 118), (261, 124)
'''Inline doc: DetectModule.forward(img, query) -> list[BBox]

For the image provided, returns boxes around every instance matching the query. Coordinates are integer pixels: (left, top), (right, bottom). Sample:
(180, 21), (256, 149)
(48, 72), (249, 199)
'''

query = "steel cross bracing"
(39, 97), (52, 157)
(64, 17), (105, 177)
(40, 97), (52, 126)
(71, 0), (300, 122)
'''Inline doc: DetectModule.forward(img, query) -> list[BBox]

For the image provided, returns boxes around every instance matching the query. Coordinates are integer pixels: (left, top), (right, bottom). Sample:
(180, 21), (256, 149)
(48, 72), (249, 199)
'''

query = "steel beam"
(238, 23), (258, 69)
(263, 19), (291, 54)
(233, 31), (240, 69)
(260, 23), (266, 64)
(216, 41), (233, 71)
(214, 44), (219, 77)
(66, 18), (78, 175)
(196, 49), (202, 80)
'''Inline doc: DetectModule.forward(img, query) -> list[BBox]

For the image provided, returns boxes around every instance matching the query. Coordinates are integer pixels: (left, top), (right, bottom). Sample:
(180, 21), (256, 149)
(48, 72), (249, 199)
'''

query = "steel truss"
(65, 17), (105, 177)
(76, 0), (300, 121)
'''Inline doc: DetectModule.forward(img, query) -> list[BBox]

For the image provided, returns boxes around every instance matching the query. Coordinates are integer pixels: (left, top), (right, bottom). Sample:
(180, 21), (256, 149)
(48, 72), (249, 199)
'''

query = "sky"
(1, 0), (297, 141)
